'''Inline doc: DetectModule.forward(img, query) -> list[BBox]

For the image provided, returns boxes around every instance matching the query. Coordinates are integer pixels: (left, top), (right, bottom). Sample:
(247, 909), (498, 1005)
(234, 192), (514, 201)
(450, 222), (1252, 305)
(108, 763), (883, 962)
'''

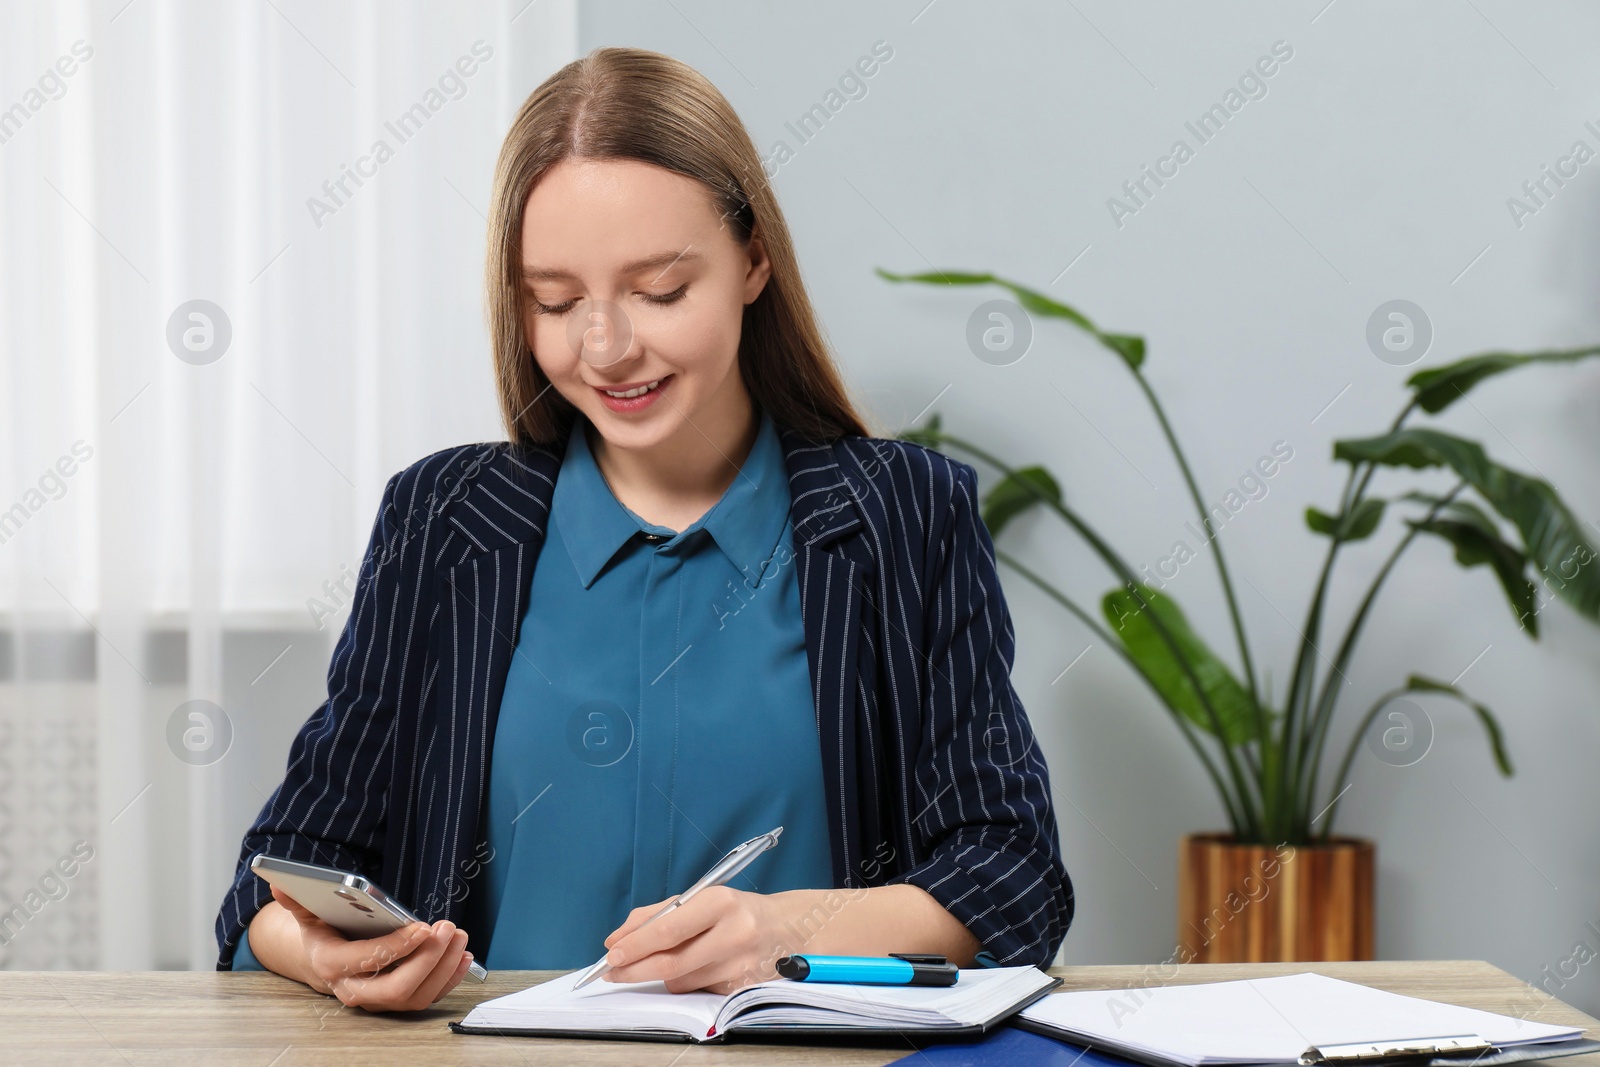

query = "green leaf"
(1334, 428), (1600, 620)
(1101, 583), (1259, 743)
(982, 466), (1062, 538)
(1400, 494), (1507, 536)
(1407, 515), (1539, 637)
(872, 268), (998, 288)
(875, 267), (1146, 370)
(1406, 346), (1600, 414)
(896, 411), (944, 450)
(1403, 674), (1514, 776)
(1008, 286), (1096, 334)
(1100, 333), (1146, 369)
(1305, 498), (1386, 542)
(1305, 507), (1338, 536)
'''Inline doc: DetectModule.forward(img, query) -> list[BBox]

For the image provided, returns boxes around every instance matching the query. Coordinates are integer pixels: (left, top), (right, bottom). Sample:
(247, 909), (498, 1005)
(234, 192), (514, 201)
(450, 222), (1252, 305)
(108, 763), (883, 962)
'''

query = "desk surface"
(2, 961), (1594, 1066)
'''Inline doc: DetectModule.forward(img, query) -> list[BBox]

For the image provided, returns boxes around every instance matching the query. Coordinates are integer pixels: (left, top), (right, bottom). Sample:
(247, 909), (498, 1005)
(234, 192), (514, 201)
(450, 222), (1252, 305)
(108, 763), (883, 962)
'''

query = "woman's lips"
(594, 373), (673, 413)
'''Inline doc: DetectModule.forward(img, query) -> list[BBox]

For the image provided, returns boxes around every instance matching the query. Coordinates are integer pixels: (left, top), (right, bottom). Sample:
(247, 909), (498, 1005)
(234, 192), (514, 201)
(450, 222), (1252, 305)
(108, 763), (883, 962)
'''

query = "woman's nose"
(571, 297), (640, 369)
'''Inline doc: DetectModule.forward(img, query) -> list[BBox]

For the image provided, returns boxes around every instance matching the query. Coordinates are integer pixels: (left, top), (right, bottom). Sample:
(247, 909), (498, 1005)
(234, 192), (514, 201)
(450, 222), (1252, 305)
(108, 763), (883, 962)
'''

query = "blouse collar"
(553, 406), (791, 589)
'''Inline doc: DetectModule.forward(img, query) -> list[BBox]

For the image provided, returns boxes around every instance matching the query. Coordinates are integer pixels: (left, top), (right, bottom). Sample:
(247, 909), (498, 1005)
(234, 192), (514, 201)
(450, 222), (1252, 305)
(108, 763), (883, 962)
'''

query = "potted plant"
(879, 268), (1600, 962)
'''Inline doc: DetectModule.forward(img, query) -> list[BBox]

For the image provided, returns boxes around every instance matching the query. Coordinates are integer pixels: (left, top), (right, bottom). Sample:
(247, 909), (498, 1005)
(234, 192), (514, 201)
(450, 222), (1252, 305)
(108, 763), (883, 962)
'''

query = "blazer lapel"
(410, 445), (559, 923)
(781, 429), (876, 891)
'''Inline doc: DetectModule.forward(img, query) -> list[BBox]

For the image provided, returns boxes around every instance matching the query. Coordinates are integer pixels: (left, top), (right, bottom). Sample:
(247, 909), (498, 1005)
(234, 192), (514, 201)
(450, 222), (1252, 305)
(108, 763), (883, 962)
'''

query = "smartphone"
(250, 853), (487, 980)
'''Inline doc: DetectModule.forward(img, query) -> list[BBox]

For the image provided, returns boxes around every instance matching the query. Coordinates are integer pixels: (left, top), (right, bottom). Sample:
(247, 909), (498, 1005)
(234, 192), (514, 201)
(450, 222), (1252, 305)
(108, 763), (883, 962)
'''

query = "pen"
(776, 953), (960, 987)
(571, 826), (784, 990)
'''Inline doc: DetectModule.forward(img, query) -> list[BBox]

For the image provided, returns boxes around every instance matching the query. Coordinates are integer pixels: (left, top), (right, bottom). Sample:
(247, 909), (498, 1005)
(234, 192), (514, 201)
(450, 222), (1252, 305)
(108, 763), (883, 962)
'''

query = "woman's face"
(519, 158), (771, 454)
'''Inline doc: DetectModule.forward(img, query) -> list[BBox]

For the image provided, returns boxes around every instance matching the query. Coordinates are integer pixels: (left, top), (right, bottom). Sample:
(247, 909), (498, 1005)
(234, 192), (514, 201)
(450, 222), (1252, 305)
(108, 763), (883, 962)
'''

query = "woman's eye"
(531, 285), (685, 316)
(530, 298), (577, 317)
(640, 284), (688, 306)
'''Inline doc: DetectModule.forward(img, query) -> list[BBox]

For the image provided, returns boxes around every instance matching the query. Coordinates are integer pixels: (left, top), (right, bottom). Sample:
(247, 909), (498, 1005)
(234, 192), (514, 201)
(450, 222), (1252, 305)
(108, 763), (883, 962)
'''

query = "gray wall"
(580, 1), (1600, 1010)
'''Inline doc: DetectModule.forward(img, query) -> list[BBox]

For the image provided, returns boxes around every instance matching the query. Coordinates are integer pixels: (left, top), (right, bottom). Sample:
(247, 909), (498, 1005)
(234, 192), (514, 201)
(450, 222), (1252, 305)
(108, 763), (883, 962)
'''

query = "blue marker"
(776, 953), (959, 987)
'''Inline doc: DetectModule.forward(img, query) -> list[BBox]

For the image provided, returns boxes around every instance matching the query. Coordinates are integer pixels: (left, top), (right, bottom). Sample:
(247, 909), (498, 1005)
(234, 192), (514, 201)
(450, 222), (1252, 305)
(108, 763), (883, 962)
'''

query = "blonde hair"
(484, 46), (874, 448)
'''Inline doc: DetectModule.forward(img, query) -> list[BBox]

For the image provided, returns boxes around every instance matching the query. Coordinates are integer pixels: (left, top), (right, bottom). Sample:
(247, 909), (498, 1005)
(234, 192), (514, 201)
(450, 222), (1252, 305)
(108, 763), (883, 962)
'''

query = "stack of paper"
(1018, 973), (1582, 1065)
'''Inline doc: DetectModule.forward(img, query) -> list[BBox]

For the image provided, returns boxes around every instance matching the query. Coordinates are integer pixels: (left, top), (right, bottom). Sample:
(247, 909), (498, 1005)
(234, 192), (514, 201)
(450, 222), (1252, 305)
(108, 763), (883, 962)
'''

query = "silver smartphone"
(250, 853), (487, 980)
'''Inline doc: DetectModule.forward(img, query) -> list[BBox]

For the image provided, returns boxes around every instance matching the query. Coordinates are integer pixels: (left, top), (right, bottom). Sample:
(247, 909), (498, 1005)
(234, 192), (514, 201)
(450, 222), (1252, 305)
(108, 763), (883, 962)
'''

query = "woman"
(215, 46), (1072, 1013)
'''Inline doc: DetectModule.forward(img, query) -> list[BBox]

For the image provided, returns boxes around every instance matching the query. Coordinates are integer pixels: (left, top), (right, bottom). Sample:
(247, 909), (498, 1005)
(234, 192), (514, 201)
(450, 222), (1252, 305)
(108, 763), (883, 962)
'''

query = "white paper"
(463, 969), (722, 1039)
(1020, 972), (1581, 1066)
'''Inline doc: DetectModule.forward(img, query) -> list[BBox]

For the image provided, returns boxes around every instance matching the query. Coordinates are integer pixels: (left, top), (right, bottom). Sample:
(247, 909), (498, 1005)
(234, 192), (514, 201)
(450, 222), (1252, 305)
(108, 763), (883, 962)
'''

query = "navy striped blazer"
(215, 427), (1074, 968)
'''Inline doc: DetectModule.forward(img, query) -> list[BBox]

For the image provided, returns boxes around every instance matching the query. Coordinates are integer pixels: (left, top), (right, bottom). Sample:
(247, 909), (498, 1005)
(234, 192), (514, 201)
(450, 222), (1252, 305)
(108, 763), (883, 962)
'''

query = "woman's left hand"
(600, 885), (790, 994)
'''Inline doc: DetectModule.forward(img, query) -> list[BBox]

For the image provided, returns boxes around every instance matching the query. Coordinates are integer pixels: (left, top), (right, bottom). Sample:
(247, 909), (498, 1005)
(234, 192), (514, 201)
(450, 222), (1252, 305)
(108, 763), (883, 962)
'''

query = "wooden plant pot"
(1177, 832), (1375, 963)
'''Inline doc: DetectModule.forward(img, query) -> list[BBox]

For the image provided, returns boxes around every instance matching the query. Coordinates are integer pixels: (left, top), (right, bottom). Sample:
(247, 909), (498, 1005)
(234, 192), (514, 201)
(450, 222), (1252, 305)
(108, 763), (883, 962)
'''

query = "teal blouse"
(467, 406), (833, 968)
(232, 406), (834, 973)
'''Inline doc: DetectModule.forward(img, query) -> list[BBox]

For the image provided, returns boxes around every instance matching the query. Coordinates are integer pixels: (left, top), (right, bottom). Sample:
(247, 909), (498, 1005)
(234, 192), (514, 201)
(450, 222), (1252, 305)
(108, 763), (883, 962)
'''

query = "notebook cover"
(449, 974), (1062, 1045)
(448, 1021), (700, 1043)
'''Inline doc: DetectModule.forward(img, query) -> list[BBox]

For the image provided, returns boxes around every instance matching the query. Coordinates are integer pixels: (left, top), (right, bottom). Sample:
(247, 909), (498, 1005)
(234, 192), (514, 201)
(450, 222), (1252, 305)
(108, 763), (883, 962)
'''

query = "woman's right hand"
(266, 885), (475, 1012)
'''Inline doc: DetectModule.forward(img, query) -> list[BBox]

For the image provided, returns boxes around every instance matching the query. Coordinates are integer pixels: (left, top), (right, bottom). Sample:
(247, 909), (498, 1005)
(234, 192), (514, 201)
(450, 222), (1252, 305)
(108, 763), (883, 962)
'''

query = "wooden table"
(2, 961), (1595, 1066)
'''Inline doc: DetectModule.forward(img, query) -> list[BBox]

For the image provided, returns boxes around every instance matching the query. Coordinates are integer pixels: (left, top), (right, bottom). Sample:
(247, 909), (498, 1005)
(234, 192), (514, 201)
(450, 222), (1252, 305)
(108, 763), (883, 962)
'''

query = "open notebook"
(451, 965), (1060, 1044)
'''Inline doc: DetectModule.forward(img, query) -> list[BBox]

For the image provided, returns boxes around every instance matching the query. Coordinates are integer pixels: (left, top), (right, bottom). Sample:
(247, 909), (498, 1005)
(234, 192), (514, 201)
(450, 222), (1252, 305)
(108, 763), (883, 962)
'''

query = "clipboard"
(1299, 1036), (1600, 1067)
(1012, 973), (1591, 1067)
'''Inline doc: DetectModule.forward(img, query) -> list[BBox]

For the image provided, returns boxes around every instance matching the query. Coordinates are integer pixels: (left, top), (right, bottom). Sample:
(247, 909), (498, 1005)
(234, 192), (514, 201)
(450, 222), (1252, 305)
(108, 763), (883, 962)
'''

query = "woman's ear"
(742, 227), (773, 305)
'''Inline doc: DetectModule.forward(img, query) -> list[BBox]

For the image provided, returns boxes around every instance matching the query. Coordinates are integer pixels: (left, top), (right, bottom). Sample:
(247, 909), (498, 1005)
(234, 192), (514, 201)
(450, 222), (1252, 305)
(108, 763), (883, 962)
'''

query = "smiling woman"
(512, 154), (777, 529)
(215, 45), (1073, 1012)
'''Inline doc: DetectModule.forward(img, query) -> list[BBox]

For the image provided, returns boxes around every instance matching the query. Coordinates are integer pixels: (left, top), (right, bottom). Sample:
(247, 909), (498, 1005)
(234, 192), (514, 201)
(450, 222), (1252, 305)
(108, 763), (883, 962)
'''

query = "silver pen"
(572, 826), (784, 990)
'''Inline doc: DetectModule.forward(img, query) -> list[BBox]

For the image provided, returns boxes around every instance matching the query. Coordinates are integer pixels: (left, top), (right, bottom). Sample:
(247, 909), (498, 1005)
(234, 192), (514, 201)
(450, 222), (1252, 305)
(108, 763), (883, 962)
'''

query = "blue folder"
(888, 1025), (1139, 1066)
(888, 1026), (1600, 1067)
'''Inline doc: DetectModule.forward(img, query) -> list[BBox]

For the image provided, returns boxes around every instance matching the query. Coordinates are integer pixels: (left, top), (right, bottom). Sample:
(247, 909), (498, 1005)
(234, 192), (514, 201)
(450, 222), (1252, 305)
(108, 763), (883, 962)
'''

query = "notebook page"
(460, 968), (722, 1039)
(1021, 973), (1581, 1066)
(722, 966), (1055, 1031)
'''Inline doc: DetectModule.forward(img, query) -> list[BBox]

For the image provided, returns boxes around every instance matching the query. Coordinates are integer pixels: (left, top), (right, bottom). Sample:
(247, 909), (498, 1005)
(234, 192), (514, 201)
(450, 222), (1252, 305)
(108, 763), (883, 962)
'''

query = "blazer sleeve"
(213, 465), (429, 969)
(890, 458), (1074, 966)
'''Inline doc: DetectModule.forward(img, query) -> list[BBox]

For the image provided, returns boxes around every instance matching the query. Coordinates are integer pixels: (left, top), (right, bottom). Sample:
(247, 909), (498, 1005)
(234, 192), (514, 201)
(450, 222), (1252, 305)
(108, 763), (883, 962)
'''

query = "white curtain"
(0, 0), (577, 970)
